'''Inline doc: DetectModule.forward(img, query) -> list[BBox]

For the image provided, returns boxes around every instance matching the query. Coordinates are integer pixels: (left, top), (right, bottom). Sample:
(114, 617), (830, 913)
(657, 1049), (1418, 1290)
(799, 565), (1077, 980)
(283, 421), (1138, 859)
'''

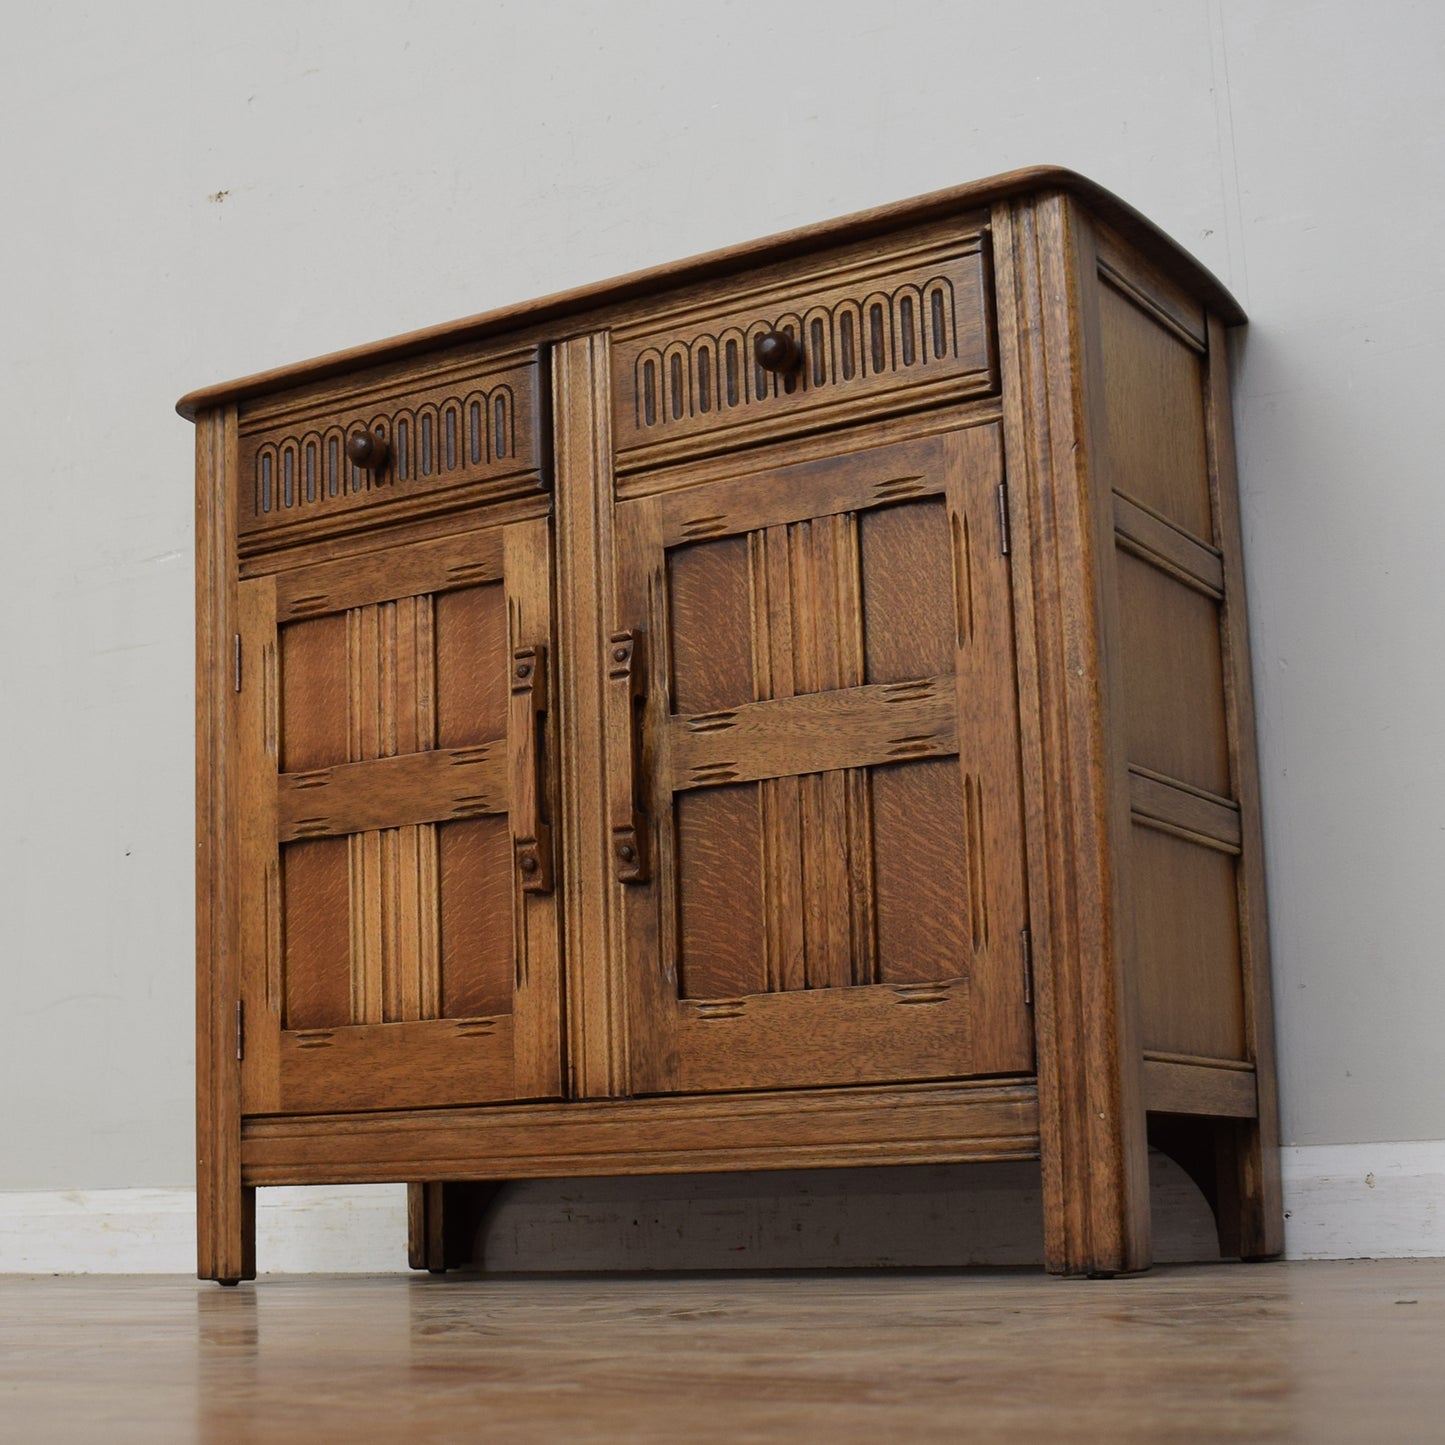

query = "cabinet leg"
(407, 1183), (503, 1273)
(199, 1183), (256, 1286)
(1147, 1115), (1283, 1261)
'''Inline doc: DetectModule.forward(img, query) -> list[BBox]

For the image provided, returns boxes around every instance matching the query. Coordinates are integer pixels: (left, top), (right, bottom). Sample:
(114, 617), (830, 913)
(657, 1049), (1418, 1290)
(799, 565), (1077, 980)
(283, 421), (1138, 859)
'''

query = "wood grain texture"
(553, 332), (630, 1098)
(276, 746), (508, 840)
(242, 1080), (1040, 1183)
(1097, 280), (1213, 539)
(236, 346), (547, 554)
(611, 231), (997, 470)
(992, 193), (1151, 1275)
(178, 166), (1244, 420)
(193, 173), (1278, 1282)
(12, 1266), (1445, 1442)
(275, 527), (504, 623)
(1112, 491), (1224, 598)
(1142, 1058), (1258, 1117)
(1116, 549), (1232, 796)
(196, 405), (256, 1283)
(617, 422), (1030, 1097)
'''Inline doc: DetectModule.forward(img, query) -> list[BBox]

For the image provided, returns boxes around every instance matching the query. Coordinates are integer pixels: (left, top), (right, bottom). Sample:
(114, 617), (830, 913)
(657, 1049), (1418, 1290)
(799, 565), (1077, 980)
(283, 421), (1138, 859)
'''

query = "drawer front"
(611, 226), (996, 470)
(238, 345), (547, 553)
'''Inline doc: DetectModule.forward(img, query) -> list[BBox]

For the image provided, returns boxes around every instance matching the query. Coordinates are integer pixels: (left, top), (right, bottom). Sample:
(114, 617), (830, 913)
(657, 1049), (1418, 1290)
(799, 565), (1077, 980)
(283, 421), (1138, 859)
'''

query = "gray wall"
(3, 1), (1441, 1192)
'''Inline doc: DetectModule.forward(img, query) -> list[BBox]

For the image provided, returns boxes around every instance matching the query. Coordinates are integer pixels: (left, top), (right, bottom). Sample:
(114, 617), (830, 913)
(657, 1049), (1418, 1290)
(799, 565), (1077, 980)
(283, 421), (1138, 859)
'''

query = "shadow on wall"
(460, 1154), (1221, 1271)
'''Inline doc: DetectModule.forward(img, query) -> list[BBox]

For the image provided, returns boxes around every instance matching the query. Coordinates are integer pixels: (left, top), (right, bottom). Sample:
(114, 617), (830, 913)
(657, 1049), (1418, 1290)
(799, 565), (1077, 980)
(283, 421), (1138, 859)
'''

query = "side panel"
(197, 405), (255, 1283)
(1093, 243), (1245, 1065)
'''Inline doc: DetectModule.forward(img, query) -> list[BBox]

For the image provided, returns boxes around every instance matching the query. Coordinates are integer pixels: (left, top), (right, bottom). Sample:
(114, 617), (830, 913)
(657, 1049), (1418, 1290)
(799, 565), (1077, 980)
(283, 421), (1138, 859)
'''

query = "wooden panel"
(277, 745), (508, 841)
(243, 1080), (1040, 1183)
(860, 498), (956, 684)
(1128, 766), (1241, 853)
(281, 838), (351, 1031)
(676, 785), (767, 999)
(668, 981), (973, 1094)
(1112, 492), (1224, 598)
(1117, 549), (1232, 797)
(666, 678), (957, 791)
(667, 535), (754, 713)
(238, 346), (546, 553)
(437, 817), (515, 1020)
(274, 528), (504, 622)
(435, 582), (509, 749)
(279, 614), (349, 772)
(1142, 1058), (1258, 1118)
(612, 233), (996, 469)
(654, 432), (944, 546)
(275, 1017), (516, 1114)
(1097, 281), (1213, 540)
(871, 759), (973, 985)
(1133, 824), (1246, 1060)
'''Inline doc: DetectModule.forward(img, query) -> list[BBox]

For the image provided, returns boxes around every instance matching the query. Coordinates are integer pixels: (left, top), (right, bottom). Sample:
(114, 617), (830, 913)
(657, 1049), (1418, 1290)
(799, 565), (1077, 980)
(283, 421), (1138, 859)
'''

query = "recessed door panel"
(612, 423), (1032, 1095)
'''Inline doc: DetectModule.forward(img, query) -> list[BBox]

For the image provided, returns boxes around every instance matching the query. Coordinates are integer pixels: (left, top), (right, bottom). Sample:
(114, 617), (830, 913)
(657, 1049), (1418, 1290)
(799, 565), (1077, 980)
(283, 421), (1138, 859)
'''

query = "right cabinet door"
(612, 421), (1032, 1095)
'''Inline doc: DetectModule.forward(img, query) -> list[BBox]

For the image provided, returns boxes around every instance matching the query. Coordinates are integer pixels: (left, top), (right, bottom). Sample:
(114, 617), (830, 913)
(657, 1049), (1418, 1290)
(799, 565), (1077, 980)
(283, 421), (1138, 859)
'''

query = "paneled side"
(1131, 825), (1245, 1059)
(1096, 251), (1246, 1067)
(1116, 550), (1231, 797)
(1097, 282), (1213, 539)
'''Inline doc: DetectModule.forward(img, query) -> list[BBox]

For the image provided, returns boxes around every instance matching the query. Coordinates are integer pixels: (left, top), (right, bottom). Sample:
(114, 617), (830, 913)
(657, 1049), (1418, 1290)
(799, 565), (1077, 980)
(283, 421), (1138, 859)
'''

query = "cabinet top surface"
(176, 166), (1244, 421)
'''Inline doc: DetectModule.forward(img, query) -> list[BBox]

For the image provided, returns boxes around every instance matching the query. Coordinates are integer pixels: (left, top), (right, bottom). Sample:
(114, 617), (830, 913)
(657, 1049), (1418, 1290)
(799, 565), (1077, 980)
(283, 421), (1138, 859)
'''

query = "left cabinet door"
(231, 516), (563, 1115)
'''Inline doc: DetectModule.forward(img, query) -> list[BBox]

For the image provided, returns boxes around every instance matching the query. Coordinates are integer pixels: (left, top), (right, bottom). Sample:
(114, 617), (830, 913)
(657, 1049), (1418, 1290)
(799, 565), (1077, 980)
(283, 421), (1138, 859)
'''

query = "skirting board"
(1, 1143), (1439, 1273)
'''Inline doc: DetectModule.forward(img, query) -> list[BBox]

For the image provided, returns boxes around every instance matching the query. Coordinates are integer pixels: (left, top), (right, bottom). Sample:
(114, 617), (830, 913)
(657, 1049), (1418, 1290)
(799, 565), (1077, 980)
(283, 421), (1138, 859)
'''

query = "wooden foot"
(199, 1184), (256, 1285)
(1148, 1114), (1283, 1261)
(407, 1183), (504, 1272)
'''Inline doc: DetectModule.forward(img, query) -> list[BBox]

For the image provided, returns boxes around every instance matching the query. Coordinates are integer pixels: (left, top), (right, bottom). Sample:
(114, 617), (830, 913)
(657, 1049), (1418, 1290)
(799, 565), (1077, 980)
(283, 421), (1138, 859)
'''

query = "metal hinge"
(1021, 928), (1033, 1005)
(233, 634), (242, 692)
(996, 481), (1011, 555)
(236, 1000), (245, 1061)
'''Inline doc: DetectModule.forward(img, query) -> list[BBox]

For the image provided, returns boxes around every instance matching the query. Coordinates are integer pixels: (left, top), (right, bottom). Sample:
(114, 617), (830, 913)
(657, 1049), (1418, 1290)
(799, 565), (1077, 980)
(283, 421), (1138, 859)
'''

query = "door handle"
(607, 629), (649, 883)
(510, 643), (553, 894)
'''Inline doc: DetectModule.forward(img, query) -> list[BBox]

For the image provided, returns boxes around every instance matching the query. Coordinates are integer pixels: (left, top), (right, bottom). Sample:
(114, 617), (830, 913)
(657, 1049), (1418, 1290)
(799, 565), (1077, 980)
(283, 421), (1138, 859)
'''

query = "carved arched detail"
(922, 276), (956, 361)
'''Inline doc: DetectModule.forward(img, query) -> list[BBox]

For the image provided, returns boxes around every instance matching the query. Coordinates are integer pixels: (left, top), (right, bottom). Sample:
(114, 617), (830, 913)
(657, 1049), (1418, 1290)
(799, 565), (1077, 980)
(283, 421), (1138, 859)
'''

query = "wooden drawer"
(610, 221), (996, 470)
(238, 345), (548, 554)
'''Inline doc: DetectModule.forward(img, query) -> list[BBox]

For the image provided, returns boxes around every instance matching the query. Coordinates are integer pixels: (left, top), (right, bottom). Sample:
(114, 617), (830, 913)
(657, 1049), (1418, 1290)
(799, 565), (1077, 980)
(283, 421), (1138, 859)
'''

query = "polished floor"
(1, 1261), (1442, 1442)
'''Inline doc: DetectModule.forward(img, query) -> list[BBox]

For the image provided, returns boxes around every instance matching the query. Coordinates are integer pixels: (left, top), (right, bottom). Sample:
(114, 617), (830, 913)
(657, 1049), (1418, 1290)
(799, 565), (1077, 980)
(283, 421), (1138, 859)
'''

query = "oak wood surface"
(241, 1080), (1040, 1184)
(177, 166), (1244, 420)
(194, 171), (1278, 1282)
(612, 421), (1031, 1097)
(993, 194), (1152, 1276)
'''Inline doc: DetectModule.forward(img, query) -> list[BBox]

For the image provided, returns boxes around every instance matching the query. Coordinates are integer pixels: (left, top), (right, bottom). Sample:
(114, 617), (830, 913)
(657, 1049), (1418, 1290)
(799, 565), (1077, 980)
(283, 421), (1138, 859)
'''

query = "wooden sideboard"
(183, 167), (1281, 1282)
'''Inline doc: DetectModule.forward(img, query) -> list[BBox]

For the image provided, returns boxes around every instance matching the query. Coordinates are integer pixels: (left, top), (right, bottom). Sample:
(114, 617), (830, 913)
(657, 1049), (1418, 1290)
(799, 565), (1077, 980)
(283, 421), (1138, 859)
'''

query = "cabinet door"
(611, 422), (1031, 1094)
(233, 516), (562, 1115)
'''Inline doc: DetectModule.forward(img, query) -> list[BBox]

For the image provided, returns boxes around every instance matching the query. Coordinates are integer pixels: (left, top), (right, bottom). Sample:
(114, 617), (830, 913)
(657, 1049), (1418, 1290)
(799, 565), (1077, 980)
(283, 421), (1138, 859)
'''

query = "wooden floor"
(1, 1262), (1442, 1441)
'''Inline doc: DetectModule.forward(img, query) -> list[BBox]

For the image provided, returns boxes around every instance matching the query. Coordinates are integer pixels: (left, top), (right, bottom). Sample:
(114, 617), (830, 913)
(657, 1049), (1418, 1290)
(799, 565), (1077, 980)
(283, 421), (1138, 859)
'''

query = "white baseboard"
(2, 1142), (1439, 1273)
(1280, 1140), (1445, 1260)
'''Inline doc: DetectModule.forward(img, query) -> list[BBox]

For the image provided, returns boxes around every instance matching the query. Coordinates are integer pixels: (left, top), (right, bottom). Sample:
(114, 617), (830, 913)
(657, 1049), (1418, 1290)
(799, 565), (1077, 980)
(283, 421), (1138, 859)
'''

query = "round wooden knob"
(754, 329), (802, 375)
(345, 430), (390, 470)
